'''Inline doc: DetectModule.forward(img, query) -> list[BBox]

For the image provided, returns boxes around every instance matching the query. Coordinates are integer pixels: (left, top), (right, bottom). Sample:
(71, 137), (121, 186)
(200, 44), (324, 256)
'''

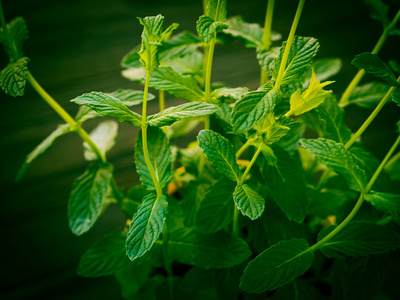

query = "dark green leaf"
(365, 191), (400, 223)
(233, 184), (265, 220)
(84, 120), (118, 161)
(318, 221), (400, 257)
(121, 44), (142, 68)
(135, 127), (172, 190)
(352, 53), (397, 86)
(197, 130), (242, 182)
(347, 81), (389, 108)
(240, 238), (314, 293)
(272, 36), (319, 86)
(301, 138), (367, 191)
(115, 263), (152, 299)
(71, 92), (142, 126)
(0, 57), (29, 97)
(231, 87), (280, 133)
(365, 0), (389, 27)
(196, 15), (228, 43)
(168, 228), (251, 268)
(147, 102), (219, 127)
(77, 232), (130, 277)
(126, 193), (168, 260)
(0, 17), (29, 59)
(195, 178), (236, 233)
(261, 146), (308, 223)
(16, 124), (71, 181)
(108, 89), (155, 106)
(68, 163), (113, 235)
(149, 66), (204, 102)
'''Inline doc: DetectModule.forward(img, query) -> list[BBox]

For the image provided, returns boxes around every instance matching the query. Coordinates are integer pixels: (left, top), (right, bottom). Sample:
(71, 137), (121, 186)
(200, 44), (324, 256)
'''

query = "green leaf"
(254, 114), (291, 145)
(233, 184), (265, 220)
(260, 146), (308, 223)
(365, 191), (400, 223)
(16, 124), (71, 181)
(211, 87), (249, 103)
(272, 36), (319, 86)
(77, 232), (130, 277)
(195, 178), (236, 233)
(115, 264), (152, 299)
(223, 16), (281, 49)
(197, 130), (242, 182)
(365, 0), (389, 28)
(306, 96), (351, 144)
(352, 53), (398, 86)
(149, 66), (204, 102)
(159, 31), (202, 60)
(301, 138), (367, 191)
(196, 15), (228, 43)
(121, 67), (146, 82)
(0, 17), (29, 59)
(318, 221), (400, 257)
(68, 163), (113, 235)
(71, 92), (142, 126)
(240, 238), (314, 293)
(0, 57), (29, 97)
(163, 50), (203, 75)
(121, 44), (142, 68)
(137, 15), (179, 71)
(168, 228), (251, 268)
(347, 81), (390, 108)
(231, 87), (280, 133)
(207, 0), (227, 22)
(147, 102), (219, 127)
(135, 127), (172, 190)
(83, 120), (118, 161)
(287, 69), (333, 116)
(303, 58), (342, 85)
(126, 193), (168, 260)
(108, 89), (155, 106)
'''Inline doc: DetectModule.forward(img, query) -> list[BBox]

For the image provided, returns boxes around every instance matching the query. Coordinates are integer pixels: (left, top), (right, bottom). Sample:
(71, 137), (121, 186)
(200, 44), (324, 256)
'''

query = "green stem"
(203, 0), (208, 14)
(274, 0), (306, 90)
(310, 134), (400, 252)
(260, 0), (275, 85)
(159, 90), (165, 112)
(339, 9), (400, 107)
(236, 140), (251, 159)
(385, 150), (400, 171)
(141, 69), (163, 198)
(344, 77), (399, 150)
(26, 71), (106, 163)
(233, 205), (239, 236)
(239, 143), (263, 185)
(204, 36), (216, 102)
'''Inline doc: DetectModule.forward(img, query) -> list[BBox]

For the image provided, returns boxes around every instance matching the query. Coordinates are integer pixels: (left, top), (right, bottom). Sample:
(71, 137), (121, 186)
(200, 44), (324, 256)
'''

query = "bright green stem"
(339, 9), (400, 107)
(236, 140), (251, 159)
(233, 206), (239, 236)
(260, 0), (275, 85)
(385, 150), (400, 171)
(203, 0), (208, 14)
(159, 90), (165, 112)
(274, 0), (306, 90)
(204, 36), (216, 102)
(239, 143), (263, 185)
(141, 69), (163, 198)
(26, 71), (106, 163)
(344, 77), (399, 150)
(310, 134), (400, 252)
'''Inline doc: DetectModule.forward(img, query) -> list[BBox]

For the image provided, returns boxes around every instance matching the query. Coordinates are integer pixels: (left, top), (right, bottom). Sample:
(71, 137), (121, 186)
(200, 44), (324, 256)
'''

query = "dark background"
(1, 0), (399, 299)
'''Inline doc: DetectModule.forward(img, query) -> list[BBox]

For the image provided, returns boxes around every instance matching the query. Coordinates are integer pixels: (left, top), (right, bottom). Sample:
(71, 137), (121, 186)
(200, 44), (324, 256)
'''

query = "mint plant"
(1, 0), (400, 298)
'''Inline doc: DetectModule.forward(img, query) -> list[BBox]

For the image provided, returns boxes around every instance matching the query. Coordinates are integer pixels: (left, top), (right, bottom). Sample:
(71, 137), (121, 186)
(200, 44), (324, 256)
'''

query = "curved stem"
(205, 36), (216, 102)
(236, 140), (251, 159)
(26, 71), (106, 163)
(310, 134), (400, 252)
(344, 78), (399, 150)
(141, 69), (163, 197)
(274, 0), (306, 90)
(339, 9), (400, 107)
(260, 0), (275, 85)
(239, 143), (263, 185)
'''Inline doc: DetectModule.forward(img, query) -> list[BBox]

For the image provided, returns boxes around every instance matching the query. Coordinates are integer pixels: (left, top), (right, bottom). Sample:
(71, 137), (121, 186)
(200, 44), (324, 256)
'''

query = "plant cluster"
(1, 0), (400, 298)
